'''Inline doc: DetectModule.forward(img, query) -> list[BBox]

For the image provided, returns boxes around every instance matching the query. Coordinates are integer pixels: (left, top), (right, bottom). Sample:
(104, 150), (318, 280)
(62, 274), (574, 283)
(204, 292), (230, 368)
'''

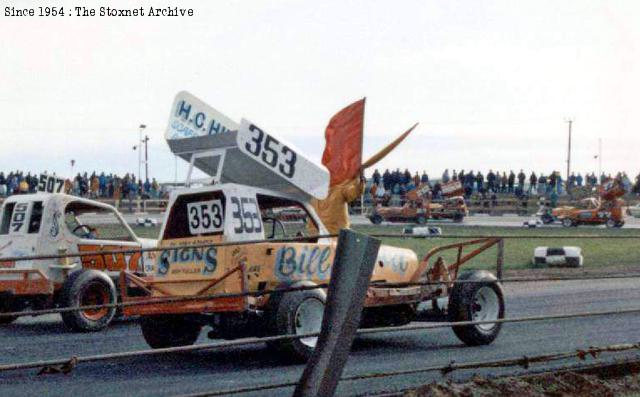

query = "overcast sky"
(1, 0), (638, 182)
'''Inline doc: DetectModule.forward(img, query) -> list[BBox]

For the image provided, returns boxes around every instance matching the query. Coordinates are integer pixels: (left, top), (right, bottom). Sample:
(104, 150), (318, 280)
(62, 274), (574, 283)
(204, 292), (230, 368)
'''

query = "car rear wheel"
(140, 315), (202, 348)
(267, 289), (326, 362)
(561, 218), (574, 227)
(605, 218), (616, 228)
(448, 270), (504, 346)
(60, 270), (117, 332)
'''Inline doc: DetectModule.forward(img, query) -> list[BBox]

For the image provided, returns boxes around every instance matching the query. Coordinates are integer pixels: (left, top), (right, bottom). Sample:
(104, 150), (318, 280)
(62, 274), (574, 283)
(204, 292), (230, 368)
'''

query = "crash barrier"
(4, 272), (640, 321)
(1, 232), (640, 396)
(110, 198), (168, 213)
(1, 233), (640, 321)
(2, 232), (638, 266)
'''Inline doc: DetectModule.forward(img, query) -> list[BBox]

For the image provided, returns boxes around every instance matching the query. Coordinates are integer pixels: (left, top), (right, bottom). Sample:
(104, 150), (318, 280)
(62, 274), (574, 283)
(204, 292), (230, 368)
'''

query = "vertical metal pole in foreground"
(293, 229), (380, 397)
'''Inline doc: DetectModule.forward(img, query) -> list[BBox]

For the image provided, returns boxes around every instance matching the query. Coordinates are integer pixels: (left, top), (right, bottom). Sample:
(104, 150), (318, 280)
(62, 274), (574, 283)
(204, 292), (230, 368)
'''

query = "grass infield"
(353, 224), (640, 270)
(128, 224), (640, 271)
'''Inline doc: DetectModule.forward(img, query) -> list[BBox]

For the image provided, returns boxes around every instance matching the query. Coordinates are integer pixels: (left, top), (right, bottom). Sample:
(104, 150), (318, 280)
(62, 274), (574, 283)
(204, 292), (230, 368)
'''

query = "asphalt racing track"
(1, 277), (639, 396)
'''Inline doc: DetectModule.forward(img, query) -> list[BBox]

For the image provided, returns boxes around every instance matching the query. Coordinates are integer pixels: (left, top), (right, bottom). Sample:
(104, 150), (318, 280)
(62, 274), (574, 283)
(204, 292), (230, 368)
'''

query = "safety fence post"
(293, 229), (380, 397)
(496, 238), (504, 281)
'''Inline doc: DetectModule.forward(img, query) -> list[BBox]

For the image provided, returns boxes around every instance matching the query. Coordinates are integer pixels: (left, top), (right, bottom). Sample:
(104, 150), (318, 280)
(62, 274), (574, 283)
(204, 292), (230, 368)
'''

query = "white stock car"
(0, 193), (156, 331)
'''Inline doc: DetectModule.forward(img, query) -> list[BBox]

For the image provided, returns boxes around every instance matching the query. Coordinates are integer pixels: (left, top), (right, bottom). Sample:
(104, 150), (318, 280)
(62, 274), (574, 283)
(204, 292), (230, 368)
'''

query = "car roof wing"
(165, 91), (329, 201)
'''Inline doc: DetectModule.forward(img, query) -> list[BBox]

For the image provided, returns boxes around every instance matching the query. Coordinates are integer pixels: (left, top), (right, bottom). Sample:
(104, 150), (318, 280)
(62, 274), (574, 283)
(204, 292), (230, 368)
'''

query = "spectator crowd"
(0, 171), (163, 200)
(369, 168), (640, 202)
(1, 168), (639, 206)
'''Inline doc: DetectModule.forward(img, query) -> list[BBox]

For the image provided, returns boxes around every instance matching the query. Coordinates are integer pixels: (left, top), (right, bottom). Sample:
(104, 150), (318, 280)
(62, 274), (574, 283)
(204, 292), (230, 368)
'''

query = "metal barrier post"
(496, 239), (504, 281)
(293, 229), (380, 397)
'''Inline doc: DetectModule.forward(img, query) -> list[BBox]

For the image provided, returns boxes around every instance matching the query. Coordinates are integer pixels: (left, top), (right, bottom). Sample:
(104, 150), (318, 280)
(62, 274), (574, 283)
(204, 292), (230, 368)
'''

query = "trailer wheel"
(370, 215), (383, 225)
(561, 218), (574, 227)
(448, 270), (504, 346)
(60, 270), (117, 332)
(140, 315), (202, 348)
(268, 289), (326, 362)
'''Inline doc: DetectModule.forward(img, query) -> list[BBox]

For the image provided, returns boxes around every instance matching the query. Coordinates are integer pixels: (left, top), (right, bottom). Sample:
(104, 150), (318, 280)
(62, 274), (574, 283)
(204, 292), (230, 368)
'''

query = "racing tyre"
(561, 218), (574, 228)
(140, 315), (202, 348)
(370, 215), (383, 225)
(268, 289), (326, 362)
(453, 214), (464, 223)
(416, 215), (427, 225)
(60, 270), (117, 332)
(448, 270), (504, 346)
(605, 218), (616, 228)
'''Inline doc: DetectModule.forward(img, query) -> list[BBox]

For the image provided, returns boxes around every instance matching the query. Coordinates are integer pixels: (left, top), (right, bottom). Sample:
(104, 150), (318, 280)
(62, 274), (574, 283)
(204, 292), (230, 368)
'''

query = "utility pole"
(565, 119), (573, 191)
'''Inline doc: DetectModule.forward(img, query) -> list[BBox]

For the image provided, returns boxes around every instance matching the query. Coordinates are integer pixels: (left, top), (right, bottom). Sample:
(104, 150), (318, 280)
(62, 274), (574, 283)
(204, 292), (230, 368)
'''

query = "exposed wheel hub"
(294, 298), (324, 348)
(471, 286), (499, 331)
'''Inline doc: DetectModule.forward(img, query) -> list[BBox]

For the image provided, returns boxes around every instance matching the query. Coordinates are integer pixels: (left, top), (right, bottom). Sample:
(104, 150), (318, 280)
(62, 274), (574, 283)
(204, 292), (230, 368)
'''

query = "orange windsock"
(321, 98), (365, 187)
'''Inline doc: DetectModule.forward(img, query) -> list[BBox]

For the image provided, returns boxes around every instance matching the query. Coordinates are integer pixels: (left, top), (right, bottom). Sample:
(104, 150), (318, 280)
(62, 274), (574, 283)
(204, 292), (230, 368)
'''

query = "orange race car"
(369, 181), (468, 224)
(539, 180), (626, 228)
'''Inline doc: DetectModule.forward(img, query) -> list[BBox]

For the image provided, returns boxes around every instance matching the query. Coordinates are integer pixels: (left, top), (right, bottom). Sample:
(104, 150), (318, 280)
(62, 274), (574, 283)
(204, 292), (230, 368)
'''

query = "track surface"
(1, 278), (639, 396)
(350, 214), (640, 228)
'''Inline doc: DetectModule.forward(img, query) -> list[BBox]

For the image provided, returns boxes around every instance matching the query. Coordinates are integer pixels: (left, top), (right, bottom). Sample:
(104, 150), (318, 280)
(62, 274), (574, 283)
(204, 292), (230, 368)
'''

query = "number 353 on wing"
(237, 119), (329, 200)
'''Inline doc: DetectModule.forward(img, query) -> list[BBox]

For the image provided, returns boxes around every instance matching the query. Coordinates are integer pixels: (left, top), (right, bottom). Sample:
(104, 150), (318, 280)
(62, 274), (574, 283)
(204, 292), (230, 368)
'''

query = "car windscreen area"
(65, 202), (135, 242)
(163, 191), (226, 240)
(256, 194), (319, 241)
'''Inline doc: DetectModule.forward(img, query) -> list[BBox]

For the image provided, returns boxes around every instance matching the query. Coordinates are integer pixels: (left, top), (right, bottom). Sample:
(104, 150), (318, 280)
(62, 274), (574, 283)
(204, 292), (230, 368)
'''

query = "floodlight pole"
(143, 135), (150, 181)
(597, 138), (602, 179)
(565, 119), (573, 190)
(137, 124), (146, 181)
